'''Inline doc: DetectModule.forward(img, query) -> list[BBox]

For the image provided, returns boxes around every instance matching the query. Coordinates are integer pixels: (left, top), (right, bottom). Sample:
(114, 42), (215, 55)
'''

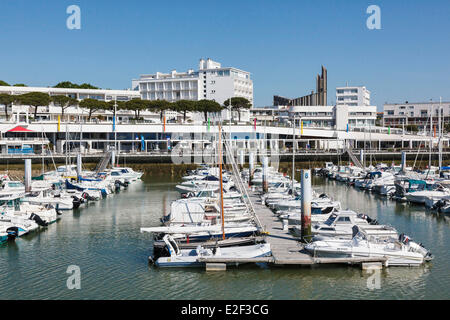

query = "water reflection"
(0, 176), (448, 300)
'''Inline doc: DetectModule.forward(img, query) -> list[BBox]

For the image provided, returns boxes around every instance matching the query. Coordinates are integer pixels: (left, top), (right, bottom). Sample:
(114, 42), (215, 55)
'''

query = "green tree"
(79, 99), (107, 121)
(173, 100), (195, 123)
(0, 80), (9, 86)
(51, 95), (78, 120)
(0, 93), (14, 120)
(405, 124), (419, 133)
(107, 100), (125, 120)
(196, 100), (223, 122)
(78, 83), (99, 89)
(124, 98), (148, 119)
(13, 83), (27, 87)
(148, 100), (172, 121)
(445, 123), (450, 133)
(16, 92), (51, 119)
(223, 97), (252, 122)
(54, 81), (99, 89)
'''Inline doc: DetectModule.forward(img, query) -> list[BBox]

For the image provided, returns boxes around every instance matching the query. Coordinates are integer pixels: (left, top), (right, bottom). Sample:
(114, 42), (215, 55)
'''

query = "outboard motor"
(82, 192), (95, 202)
(358, 213), (378, 225)
(30, 213), (49, 227)
(399, 233), (410, 245)
(351, 225), (360, 239)
(431, 199), (446, 212)
(181, 192), (195, 199)
(114, 180), (121, 191)
(72, 197), (82, 209)
(6, 227), (19, 241)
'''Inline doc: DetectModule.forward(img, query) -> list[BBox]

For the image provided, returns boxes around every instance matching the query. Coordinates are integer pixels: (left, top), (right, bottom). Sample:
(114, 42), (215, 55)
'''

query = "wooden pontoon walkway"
(246, 187), (387, 267)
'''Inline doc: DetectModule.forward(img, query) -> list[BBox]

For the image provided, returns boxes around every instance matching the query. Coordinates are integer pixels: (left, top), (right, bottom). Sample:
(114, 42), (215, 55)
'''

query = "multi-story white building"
(383, 101), (450, 131)
(336, 86), (371, 107)
(133, 58), (253, 106)
(250, 105), (377, 130)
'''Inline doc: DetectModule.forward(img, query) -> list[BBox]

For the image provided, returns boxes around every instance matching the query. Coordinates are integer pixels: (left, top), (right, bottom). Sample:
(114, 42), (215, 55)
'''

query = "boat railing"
(222, 132), (263, 231)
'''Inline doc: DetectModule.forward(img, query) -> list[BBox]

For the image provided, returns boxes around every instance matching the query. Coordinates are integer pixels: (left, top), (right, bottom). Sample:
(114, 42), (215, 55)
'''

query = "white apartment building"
(133, 58), (254, 106)
(336, 86), (371, 106)
(274, 105), (377, 130)
(383, 101), (450, 131)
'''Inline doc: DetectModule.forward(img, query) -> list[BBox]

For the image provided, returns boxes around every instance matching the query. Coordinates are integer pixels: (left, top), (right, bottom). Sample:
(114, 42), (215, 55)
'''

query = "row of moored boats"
(1, 165), (143, 244)
(316, 162), (450, 213)
(140, 163), (433, 267)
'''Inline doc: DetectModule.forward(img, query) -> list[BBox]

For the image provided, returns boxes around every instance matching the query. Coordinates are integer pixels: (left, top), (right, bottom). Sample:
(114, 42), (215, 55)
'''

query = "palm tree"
(224, 97), (252, 122)
(0, 93), (14, 121)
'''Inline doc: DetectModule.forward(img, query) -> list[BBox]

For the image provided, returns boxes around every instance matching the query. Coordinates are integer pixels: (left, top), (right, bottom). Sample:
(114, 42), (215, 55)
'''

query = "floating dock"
(199, 187), (388, 269)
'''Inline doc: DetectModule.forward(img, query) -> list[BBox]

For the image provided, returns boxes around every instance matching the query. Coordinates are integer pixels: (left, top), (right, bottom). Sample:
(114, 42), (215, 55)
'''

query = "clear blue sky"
(1, 0), (449, 110)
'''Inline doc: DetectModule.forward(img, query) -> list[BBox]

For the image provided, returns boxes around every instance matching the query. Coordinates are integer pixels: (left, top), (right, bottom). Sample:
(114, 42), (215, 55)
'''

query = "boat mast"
(114, 99), (118, 167)
(41, 125), (44, 175)
(218, 124), (225, 240)
(439, 97), (443, 173)
(429, 102), (433, 172)
(292, 116), (296, 191)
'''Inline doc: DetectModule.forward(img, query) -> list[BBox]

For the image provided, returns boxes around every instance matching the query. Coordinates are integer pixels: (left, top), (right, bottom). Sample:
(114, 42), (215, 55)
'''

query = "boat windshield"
(273, 182), (283, 188)
(324, 213), (337, 226)
(168, 238), (180, 255)
(7, 182), (24, 188)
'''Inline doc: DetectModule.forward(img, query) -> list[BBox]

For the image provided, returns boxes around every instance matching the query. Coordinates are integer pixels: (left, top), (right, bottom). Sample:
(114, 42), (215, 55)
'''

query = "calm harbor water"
(0, 175), (449, 300)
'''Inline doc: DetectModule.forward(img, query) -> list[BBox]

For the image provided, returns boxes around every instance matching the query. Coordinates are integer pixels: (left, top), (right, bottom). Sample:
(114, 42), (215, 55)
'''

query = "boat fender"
(30, 213), (49, 227)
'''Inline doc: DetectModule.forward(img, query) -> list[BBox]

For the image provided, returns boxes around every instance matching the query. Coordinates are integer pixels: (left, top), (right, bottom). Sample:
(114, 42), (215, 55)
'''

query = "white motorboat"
(153, 235), (271, 267)
(406, 184), (450, 206)
(110, 167), (143, 182)
(0, 214), (39, 236)
(141, 224), (258, 241)
(379, 184), (396, 197)
(305, 227), (433, 266)
(0, 193), (59, 225)
(310, 210), (397, 239)
(0, 231), (9, 243)
(22, 188), (76, 210)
